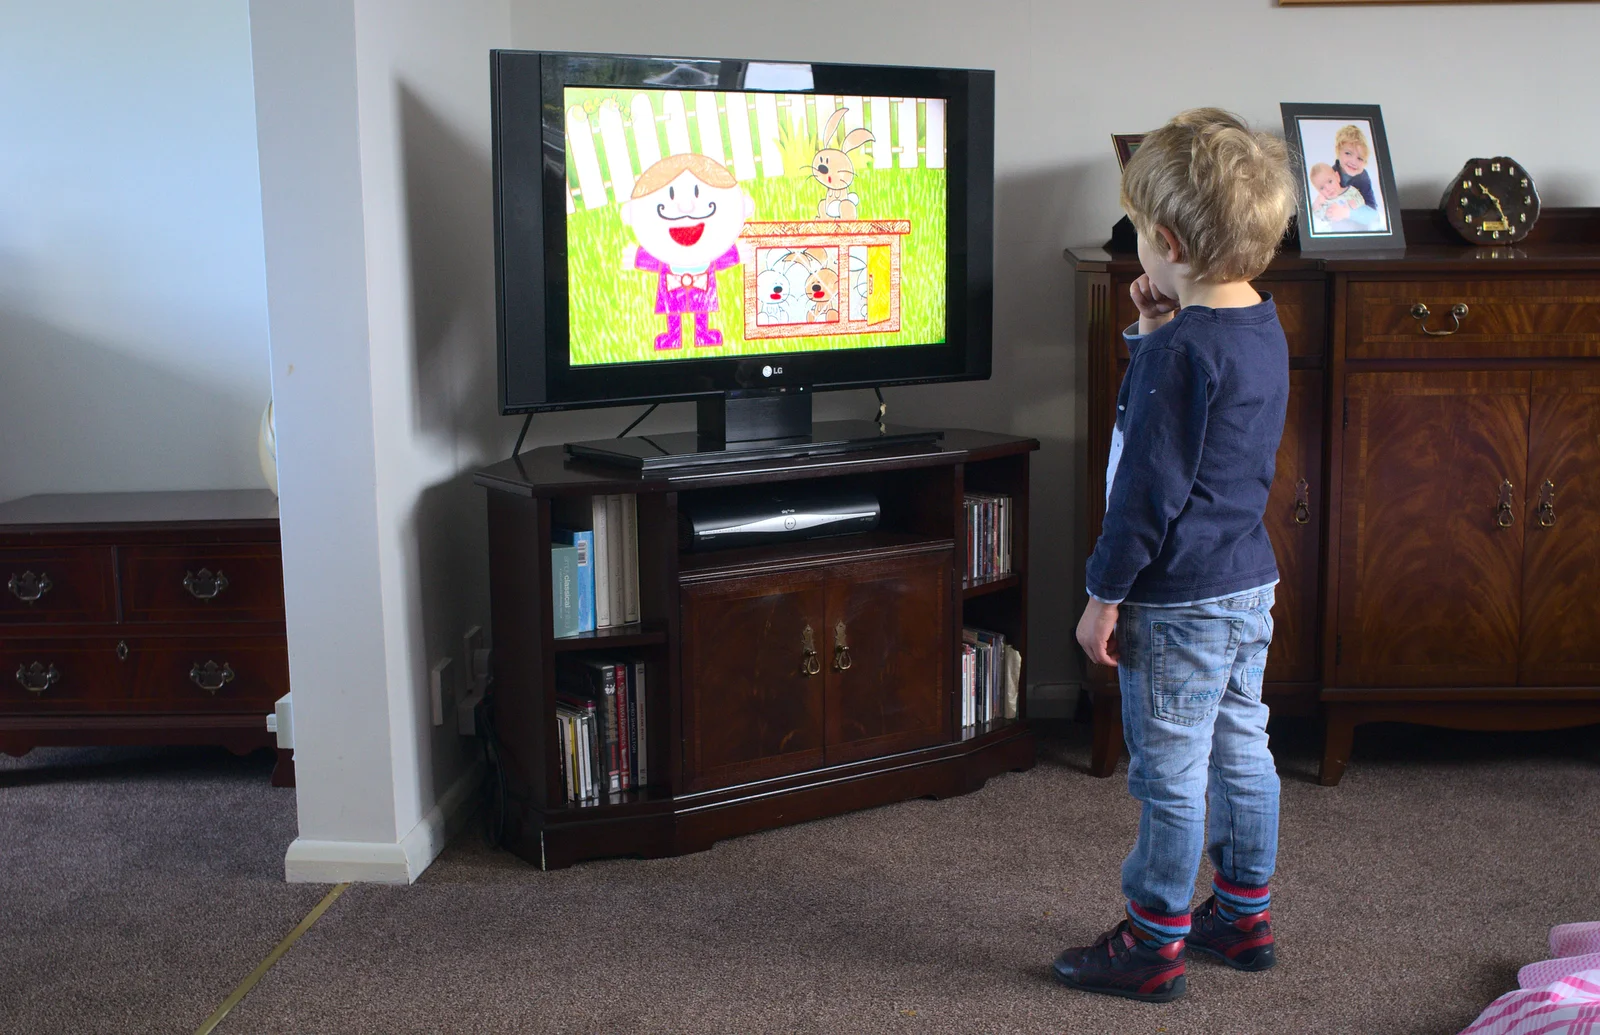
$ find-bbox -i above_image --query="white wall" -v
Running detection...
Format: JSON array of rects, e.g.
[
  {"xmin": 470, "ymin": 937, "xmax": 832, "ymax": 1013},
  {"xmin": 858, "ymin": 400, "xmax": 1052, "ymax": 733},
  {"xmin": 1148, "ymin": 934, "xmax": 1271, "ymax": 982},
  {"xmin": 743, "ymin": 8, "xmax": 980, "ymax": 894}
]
[
  {"xmin": 509, "ymin": 0, "xmax": 1600, "ymax": 700},
  {"xmin": 0, "ymin": 0, "xmax": 271, "ymax": 503},
  {"xmin": 250, "ymin": 0, "xmax": 512, "ymax": 882}
]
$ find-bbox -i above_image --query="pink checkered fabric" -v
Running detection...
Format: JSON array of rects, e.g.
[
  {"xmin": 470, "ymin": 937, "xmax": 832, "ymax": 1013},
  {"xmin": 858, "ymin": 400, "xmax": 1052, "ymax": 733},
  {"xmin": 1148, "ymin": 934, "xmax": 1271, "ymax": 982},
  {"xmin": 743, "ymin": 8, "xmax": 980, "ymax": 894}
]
[
  {"xmin": 1457, "ymin": 969, "xmax": 1600, "ymax": 1035},
  {"xmin": 1554, "ymin": 924, "xmax": 1600, "ymax": 960},
  {"xmin": 1522, "ymin": 954, "xmax": 1600, "ymax": 991}
]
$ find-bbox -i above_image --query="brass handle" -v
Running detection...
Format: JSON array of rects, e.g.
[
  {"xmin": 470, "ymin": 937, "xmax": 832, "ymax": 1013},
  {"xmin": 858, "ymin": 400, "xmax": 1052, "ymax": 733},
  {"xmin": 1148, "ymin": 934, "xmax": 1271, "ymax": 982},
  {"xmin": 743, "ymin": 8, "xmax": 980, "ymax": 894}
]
[
  {"xmin": 116, "ymin": 640, "xmax": 129, "ymax": 662},
  {"xmin": 1496, "ymin": 479, "xmax": 1515, "ymax": 528},
  {"xmin": 1537, "ymin": 479, "xmax": 1556, "ymax": 528},
  {"xmin": 15, "ymin": 662, "xmax": 59, "ymax": 695},
  {"xmin": 1293, "ymin": 478, "xmax": 1311, "ymax": 526},
  {"xmin": 189, "ymin": 661, "xmax": 235, "ymax": 694},
  {"xmin": 832, "ymin": 619, "xmax": 853, "ymax": 672},
  {"xmin": 7, "ymin": 570, "xmax": 52, "ymax": 604},
  {"xmin": 800, "ymin": 625, "xmax": 822, "ymax": 677},
  {"xmin": 1410, "ymin": 302, "xmax": 1469, "ymax": 337},
  {"xmin": 183, "ymin": 568, "xmax": 229, "ymax": 601}
]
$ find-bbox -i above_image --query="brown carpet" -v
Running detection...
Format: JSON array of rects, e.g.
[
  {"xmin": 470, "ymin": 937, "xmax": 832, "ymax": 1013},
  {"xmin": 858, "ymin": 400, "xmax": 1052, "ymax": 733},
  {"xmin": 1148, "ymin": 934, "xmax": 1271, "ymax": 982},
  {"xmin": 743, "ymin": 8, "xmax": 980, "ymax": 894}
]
[
  {"xmin": 4, "ymin": 721, "xmax": 1597, "ymax": 1034},
  {"xmin": 0, "ymin": 745, "xmax": 312, "ymax": 1034}
]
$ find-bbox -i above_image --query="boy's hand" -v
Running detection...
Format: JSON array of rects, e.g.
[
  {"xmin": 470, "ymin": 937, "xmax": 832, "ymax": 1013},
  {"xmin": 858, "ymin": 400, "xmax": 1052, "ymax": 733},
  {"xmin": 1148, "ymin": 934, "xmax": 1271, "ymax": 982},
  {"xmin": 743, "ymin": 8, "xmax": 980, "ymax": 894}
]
[
  {"xmin": 1076, "ymin": 598, "xmax": 1120, "ymax": 668},
  {"xmin": 1130, "ymin": 275, "xmax": 1179, "ymax": 334},
  {"xmin": 1326, "ymin": 202, "xmax": 1350, "ymax": 222}
]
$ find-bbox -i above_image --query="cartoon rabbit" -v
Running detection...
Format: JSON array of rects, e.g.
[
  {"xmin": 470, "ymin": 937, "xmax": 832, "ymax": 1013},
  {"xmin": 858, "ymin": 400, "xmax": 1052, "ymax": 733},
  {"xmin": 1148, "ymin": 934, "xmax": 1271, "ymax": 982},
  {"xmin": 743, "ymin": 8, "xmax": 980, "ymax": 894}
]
[
  {"xmin": 812, "ymin": 109, "xmax": 873, "ymax": 220},
  {"xmin": 803, "ymin": 260, "xmax": 840, "ymax": 322},
  {"xmin": 755, "ymin": 251, "xmax": 807, "ymax": 325}
]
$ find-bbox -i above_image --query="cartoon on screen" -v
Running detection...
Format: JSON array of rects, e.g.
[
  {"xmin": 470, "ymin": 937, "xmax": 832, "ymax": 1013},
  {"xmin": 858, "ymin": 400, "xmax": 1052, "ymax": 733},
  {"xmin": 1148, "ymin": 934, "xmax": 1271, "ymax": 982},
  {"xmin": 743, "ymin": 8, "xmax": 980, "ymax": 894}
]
[{"xmin": 562, "ymin": 88, "xmax": 947, "ymax": 366}]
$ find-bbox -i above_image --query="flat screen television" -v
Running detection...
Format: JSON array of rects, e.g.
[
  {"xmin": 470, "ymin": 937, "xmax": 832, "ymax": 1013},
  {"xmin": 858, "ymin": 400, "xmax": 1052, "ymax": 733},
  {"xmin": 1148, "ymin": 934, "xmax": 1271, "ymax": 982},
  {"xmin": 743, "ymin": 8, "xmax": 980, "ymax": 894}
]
[{"xmin": 491, "ymin": 50, "xmax": 994, "ymax": 469}]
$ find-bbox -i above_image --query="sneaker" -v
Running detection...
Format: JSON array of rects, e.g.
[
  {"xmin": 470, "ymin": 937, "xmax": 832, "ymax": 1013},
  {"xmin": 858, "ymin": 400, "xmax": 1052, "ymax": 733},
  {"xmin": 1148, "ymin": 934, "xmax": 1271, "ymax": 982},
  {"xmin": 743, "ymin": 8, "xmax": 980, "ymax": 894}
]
[
  {"xmin": 1188, "ymin": 894, "xmax": 1276, "ymax": 972},
  {"xmin": 1052, "ymin": 919, "xmax": 1187, "ymax": 1002}
]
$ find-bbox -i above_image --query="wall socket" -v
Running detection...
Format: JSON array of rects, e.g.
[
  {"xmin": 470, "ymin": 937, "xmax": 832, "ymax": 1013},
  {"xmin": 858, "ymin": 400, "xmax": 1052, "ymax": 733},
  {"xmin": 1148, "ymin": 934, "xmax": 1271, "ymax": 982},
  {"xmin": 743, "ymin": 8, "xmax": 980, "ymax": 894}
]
[{"xmin": 430, "ymin": 657, "xmax": 454, "ymax": 727}]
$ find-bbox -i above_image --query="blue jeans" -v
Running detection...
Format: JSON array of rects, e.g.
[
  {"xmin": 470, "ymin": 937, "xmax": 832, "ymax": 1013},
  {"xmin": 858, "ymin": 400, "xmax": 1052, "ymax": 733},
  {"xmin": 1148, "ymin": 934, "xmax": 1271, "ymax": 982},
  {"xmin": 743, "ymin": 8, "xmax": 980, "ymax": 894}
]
[{"xmin": 1117, "ymin": 586, "xmax": 1279, "ymax": 919}]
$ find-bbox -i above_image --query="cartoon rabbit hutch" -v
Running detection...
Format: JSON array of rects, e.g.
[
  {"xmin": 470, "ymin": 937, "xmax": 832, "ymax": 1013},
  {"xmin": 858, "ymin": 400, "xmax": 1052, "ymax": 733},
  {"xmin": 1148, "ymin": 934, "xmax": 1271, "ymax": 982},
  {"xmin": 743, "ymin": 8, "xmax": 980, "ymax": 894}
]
[{"xmin": 740, "ymin": 219, "xmax": 910, "ymax": 340}]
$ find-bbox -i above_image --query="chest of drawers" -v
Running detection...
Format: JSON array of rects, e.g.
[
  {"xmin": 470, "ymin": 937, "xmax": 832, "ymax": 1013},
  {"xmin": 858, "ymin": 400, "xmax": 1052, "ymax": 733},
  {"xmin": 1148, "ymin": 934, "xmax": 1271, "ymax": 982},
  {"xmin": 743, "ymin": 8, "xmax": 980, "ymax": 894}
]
[{"xmin": 0, "ymin": 490, "xmax": 286, "ymax": 759}]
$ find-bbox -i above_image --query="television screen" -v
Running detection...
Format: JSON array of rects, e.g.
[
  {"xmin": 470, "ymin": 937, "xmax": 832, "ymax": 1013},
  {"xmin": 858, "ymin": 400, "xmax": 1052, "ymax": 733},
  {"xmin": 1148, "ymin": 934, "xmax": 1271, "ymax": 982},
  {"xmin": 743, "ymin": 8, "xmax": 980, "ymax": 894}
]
[
  {"xmin": 492, "ymin": 52, "xmax": 993, "ymax": 415},
  {"xmin": 562, "ymin": 87, "xmax": 947, "ymax": 366}
]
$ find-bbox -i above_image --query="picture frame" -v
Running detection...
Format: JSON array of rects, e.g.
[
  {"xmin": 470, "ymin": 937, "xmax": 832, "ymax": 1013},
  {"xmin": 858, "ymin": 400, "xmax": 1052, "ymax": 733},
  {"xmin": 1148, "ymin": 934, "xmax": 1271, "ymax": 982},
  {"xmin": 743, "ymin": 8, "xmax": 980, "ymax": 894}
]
[
  {"xmin": 1280, "ymin": 102, "xmax": 1405, "ymax": 253},
  {"xmin": 1111, "ymin": 133, "xmax": 1145, "ymax": 172}
]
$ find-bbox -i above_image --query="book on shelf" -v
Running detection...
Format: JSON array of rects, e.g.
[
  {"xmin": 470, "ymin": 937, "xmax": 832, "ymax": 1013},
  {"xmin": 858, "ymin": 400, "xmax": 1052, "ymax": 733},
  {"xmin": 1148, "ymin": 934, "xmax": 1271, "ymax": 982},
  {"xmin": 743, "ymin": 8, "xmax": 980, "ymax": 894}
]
[
  {"xmin": 555, "ymin": 697, "xmax": 600, "ymax": 802},
  {"xmin": 551, "ymin": 543, "xmax": 581, "ymax": 638},
  {"xmin": 551, "ymin": 495, "xmax": 641, "ymax": 633},
  {"xmin": 551, "ymin": 528, "xmax": 595, "ymax": 632},
  {"xmin": 961, "ymin": 627, "xmax": 1019, "ymax": 729},
  {"xmin": 555, "ymin": 656, "xmax": 649, "ymax": 802},
  {"xmin": 962, "ymin": 493, "xmax": 1013, "ymax": 584}
]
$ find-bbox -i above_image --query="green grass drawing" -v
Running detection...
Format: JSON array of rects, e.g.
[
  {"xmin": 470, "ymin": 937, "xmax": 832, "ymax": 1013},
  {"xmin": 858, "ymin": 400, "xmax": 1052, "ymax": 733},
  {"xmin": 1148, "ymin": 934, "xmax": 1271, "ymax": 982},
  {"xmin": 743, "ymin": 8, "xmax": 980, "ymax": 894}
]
[{"xmin": 564, "ymin": 165, "xmax": 947, "ymax": 366}]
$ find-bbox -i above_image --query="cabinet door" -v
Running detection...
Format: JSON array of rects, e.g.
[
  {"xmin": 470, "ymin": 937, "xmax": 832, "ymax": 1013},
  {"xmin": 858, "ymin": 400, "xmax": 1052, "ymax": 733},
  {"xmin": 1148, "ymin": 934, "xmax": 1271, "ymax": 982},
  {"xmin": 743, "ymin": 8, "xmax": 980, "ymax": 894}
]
[
  {"xmin": 680, "ymin": 569, "xmax": 827, "ymax": 792},
  {"xmin": 1337, "ymin": 371, "xmax": 1529, "ymax": 686},
  {"xmin": 1264, "ymin": 370, "xmax": 1323, "ymax": 684},
  {"xmin": 824, "ymin": 550, "xmax": 951, "ymax": 766},
  {"xmin": 1519, "ymin": 370, "xmax": 1600, "ymax": 686}
]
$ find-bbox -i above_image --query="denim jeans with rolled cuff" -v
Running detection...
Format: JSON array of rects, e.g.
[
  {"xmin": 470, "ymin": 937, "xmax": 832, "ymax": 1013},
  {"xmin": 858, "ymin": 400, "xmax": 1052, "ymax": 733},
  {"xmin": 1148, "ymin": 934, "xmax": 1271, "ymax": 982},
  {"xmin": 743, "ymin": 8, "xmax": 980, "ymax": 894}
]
[{"xmin": 1117, "ymin": 585, "xmax": 1279, "ymax": 921}]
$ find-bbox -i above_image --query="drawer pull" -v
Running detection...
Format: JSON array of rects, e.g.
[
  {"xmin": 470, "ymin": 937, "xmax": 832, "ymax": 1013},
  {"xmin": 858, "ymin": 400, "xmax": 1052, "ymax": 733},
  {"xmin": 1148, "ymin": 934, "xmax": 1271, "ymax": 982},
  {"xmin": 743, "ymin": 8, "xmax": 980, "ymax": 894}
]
[
  {"xmin": 1410, "ymin": 302, "xmax": 1469, "ymax": 336},
  {"xmin": 183, "ymin": 568, "xmax": 229, "ymax": 601},
  {"xmin": 833, "ymin": 619, "xmax": 853, "ymax": 672},
  {"xmin": 7, "ymin": 570, "xmax": 52, "ymax": 604},
  {"xmin": 15, "ymin": 662, "xmax": 59, "ymax": 695},
  {"xmin": 1496, "ymin": 479, "xmax": 1516, "ymax": 528},
  {"xmin": 1293, "ymin": 478, "xmax": 1311, "ymax": 525},
  {"xmin": 1537, "ymin": 479, "xmax": 1557, "ymax": 528},
  {"xmin": 800, "ymin": 625, "xmax": 822, "ymax": 677},
  {"xmin": 116, "ymin": 640, "xmax": 129, "ymax": 662},
  {"xmin": 189, "ymin": 660, "xmax": 236, "ymax": 694}
]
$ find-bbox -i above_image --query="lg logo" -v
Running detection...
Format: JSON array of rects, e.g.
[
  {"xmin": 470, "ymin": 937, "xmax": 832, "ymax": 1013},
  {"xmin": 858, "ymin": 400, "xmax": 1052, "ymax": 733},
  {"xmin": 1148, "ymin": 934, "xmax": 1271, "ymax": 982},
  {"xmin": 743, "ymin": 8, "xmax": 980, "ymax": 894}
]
[{"xmin": 761, "ymin": 365, "xmax": 784, "ymax": 378}]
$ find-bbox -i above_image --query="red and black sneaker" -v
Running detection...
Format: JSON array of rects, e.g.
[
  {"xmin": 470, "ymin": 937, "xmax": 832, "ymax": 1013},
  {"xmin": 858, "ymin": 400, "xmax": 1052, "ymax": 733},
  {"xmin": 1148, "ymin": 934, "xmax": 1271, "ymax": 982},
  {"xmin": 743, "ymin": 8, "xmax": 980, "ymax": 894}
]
[
  {"xmin": 1052, "ymin": 920, "xmax": 1187, "ymax": 1003},
  {"xmin": 1187, "ymin": 894, "xmax": 1276, "ymax": 971}
]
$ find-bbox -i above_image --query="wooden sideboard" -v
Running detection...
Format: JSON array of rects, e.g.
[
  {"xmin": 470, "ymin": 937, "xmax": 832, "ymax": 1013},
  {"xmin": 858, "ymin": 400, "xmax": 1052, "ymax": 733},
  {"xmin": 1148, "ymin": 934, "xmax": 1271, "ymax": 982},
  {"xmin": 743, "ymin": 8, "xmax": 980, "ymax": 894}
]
[
  {"xmin": 1068, "ymin": 209, "xmax": 1600, "ymax": 785},
  {"xmin": 0, "ymin": 491, "xmax": 286, "ymax": 764},
  {"xmin": 474, "ymin": 429, "xmax": 1037, "ymax": 869}
]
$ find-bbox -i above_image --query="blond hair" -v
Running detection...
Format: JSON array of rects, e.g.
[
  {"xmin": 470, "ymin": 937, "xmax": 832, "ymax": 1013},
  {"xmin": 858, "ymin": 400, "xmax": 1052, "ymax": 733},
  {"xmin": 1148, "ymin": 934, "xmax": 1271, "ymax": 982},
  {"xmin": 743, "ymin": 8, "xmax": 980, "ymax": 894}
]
[
  {"xmin": 1119, "ymin": 108, "xmax": 1296, "ymax": 283},
  {"xmin": 631, "ymin": 153, "xmax": 737, "ymax": 198},
  {"xmin": 1308, "ymin": 162, "xmax": 1337, "ymax": 181},
  {"xmin": 1333, "ymin": 124, "xmax": 1369, "ymax": 161}
]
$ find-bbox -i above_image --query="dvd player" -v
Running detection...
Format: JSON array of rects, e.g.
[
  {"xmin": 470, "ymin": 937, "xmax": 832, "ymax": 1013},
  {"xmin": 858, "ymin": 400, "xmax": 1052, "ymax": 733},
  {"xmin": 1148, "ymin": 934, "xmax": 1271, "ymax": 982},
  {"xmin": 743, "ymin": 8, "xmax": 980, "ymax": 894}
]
[{"xmin": 679, "ymin": 487, "xmax": 880, "ymax": 550}]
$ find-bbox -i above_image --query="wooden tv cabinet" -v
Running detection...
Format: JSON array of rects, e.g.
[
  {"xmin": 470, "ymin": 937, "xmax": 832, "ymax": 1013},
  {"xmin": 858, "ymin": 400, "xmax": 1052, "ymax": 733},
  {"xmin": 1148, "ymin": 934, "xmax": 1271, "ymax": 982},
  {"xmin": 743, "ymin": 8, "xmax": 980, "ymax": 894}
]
[
  {"xmin": 1068, "ymin": 208, "xmax": 1600, "ymax": 785},
  {"xmin": 474, "ymin": 429, "xmax": 1037, "ymax": 870}
]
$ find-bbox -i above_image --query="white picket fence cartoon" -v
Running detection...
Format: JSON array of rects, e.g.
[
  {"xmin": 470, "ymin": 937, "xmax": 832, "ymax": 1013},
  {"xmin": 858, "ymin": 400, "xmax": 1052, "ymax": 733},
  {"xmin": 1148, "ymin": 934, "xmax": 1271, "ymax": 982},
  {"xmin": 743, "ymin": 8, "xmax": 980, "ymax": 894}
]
[{"xmin": 564, "ymin": 93, "xmax": 947, "ymax": 213}]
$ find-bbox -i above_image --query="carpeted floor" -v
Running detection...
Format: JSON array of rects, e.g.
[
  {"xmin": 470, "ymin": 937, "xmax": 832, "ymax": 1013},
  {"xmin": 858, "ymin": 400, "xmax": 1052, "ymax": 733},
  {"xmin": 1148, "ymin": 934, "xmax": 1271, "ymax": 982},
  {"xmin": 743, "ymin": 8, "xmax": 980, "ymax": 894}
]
[{"xmin": 4, "ymin": 720, "xmax": 1598, "ymax": 1034}]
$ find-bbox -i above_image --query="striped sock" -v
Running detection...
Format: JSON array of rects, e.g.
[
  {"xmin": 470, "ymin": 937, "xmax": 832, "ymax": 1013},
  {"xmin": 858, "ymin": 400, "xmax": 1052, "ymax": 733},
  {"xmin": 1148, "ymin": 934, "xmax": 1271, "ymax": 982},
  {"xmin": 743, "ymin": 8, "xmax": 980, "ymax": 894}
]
[
  {"xmin": 1213, "ymin": 875, "xmax": 1270, "ymax": 922},
  {"xmin": 1127, "ymin": 901, "xmax": 1191, "ymax": 947}
]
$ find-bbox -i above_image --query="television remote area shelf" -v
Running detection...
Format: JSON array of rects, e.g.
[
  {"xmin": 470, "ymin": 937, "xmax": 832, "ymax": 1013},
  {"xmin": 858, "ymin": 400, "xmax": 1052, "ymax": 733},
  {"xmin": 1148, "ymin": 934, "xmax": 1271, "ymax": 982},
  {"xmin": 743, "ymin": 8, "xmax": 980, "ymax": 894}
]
[{"xmin": 474, "ymin": 426, "xmax": 1037, "ymax": 869}]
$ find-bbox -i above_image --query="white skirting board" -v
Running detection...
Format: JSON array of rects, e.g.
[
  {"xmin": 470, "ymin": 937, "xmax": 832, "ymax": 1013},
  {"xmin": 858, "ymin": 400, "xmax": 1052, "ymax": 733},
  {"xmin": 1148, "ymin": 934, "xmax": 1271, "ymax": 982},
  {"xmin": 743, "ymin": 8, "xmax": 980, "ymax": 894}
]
[
  {"xmin": 1027, "ymin": 681, "xmax": 1082, "ymax": 719},
  {"xmin": 284, "ymin": 757, "xmax": 485, "ymax": 884}
]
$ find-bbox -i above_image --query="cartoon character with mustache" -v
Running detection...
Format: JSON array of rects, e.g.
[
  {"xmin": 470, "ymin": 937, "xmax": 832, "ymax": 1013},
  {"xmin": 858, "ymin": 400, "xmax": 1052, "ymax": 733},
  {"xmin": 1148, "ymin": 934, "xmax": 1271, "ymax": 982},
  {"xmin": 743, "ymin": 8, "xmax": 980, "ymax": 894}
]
[{"xmin": 620, "ymin": 154, "xmax": 754, "ymax": 350}]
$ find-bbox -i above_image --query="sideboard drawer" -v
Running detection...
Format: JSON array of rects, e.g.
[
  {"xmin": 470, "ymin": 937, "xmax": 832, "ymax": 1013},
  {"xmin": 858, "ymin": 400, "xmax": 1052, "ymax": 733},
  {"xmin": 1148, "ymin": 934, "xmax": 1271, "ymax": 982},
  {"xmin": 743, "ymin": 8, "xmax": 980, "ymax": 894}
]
[
  {"xmin": 0, "ymin": 548, "xmax": 117, "ymax": 624},
  {"xmin": 119, "ymin": 544, "xmax": 285, "ymax": 623},
  {"xmin": 122, "ymin": 636, "xmax": 288, "ymax": 712},
  {"xmin": 1114, "ymin": 277, "xmax": 1324, "ymax": 358},
  {"xmin": 1348, "ymin": 278, "xmax": 1600, "ymax": 359},
  {"xmin": 0, "ymin": 637, "xmax": 122, "ymax": 712}
]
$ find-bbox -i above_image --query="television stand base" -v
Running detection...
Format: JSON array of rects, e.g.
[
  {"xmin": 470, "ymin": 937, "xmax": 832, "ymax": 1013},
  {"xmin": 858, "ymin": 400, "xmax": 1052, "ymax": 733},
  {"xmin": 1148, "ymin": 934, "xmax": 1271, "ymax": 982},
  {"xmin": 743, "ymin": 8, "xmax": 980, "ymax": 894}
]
[{"xmin": 565, "ymin": 420, "xmax": 944, "ymax": 473}]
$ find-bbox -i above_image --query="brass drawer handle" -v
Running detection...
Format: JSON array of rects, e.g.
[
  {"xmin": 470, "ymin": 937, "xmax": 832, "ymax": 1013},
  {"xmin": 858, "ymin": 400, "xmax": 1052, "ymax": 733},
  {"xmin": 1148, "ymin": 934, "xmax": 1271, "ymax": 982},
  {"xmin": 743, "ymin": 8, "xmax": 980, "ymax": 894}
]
[
  {"xmin": 1293, "ymin": 478, "xmax": 1311, "ymax": 526},
  {"xmin": 15, "ymin": 662, "xmax": 59, "ymax": 695},
  {"xmin": 183, "ymin": 568, "xmax": 229, "ymax": 601},
  {"xmin": 833, "ymin": 619, "xmax": 853, "ymax": 672},
  {"xmin": 189, "ymin": 661, "xmax": 235, "ymax": 694},
  {"xmin": 7, "ymin": 570, "xmax": 52, "ymax": 604},
  {"xmin": 1496, "ymin": 479, "xmax": 1515, "ymax": 528},
  {"xmin": 800, "ymin": 625, "xmax": 822, "ymax": 677},
  {"xmin": 1410, "ymin": 302, "xmax": 1469, "ymax": 337},
  {"xmin": 1537, "ymin": 479, "xmax": 1556, "ymax": 528}
]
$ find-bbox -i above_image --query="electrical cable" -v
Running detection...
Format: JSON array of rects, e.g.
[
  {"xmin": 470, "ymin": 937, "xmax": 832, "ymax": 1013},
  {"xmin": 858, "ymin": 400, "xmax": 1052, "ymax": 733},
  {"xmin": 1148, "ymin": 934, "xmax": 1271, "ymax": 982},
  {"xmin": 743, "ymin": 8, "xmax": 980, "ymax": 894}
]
[
  {"xmin": 873, "ymin": 387, "xmax": 887, "ymax": 426},
  {"xmin": 618, "ymin": 403, "xmax": 659, "ymax": 438}
]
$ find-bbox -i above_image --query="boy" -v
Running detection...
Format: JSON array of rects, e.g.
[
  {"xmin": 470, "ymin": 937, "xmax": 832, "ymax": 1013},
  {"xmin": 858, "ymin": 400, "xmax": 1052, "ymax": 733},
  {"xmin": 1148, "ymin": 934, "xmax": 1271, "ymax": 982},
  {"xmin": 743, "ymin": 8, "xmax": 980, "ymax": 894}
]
[
  {"xmin": 1054, "ymin": 108, "xmax": 1296, "ymax": 1003},
  {"xmin": 1334, "ymin": 123, "xmax": 1377, "ymax": 210}
]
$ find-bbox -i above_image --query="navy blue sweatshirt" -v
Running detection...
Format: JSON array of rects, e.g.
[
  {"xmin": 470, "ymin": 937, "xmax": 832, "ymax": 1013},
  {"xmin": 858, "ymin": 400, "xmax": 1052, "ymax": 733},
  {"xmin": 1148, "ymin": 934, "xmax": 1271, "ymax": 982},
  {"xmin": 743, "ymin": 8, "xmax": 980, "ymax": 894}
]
[{"xmin": 1086, "ymin": 296, "xmax": 1288, "ymax": 605}]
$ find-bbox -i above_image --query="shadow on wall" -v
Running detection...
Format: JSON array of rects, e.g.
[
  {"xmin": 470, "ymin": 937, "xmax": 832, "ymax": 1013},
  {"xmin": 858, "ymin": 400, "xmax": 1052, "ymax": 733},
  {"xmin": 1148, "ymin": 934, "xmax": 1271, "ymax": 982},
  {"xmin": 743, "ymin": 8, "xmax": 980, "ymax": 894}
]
[
  {"xmin": 399, "ymin": 83, "xmax": 501, "ymax": 458},
  {"xmin": 0, "ymin": 305, "xmax": 261, "ymax": 503}
]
